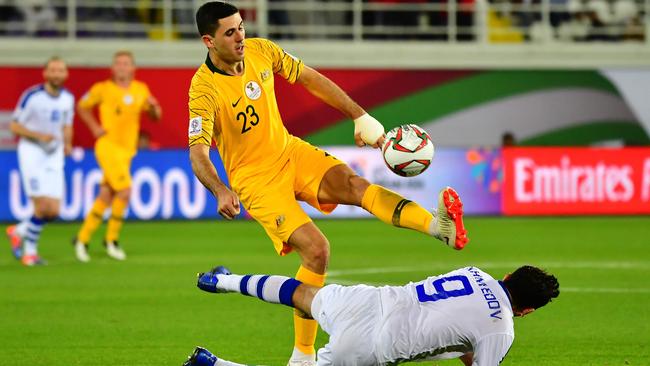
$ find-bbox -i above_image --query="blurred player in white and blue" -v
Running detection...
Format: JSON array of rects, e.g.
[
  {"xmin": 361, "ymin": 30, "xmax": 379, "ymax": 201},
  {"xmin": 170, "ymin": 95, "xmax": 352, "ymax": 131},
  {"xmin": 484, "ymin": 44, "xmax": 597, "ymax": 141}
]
[
  {"xmin": 185, "ymin": 265, "xmax": 559, "ymax": 366},
  {"xmin": 5, "ymin": 56, "xmax": 74, "ymax": 266}
]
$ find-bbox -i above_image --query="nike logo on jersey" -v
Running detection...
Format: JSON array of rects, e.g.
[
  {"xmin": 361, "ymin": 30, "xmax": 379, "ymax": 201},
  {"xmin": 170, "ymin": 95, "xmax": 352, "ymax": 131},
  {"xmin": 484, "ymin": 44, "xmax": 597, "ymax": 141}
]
[{"xmin": 231, "ymin": 97, "xmax": 242, "ymax": 108}]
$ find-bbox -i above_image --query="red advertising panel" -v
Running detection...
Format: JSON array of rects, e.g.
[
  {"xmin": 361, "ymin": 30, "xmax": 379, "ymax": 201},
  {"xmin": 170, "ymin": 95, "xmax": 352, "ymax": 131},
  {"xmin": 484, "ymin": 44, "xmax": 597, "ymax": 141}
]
[{"xmin": 503, "ymin": 148, "xmax": 650, "ymax": 215}]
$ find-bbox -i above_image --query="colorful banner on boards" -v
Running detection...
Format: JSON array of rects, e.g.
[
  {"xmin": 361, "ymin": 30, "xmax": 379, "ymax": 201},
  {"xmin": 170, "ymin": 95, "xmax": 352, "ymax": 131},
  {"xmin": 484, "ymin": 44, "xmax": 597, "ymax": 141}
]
[
  {"xmin": 2, "ymin": 67, "xmax": 649, "ymax": 150},
  {"xmin": 302, "ymin": 147, "xmax": 502, "ymax": 218},
  {"xmin": 1, "ymin": 147, "xmax": 649, "ymax": 222}
]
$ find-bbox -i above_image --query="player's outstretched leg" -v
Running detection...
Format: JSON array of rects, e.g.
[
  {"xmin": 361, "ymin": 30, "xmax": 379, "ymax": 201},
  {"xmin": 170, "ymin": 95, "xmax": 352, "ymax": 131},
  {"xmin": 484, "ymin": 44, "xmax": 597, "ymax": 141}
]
[
  {"xmin": 434, "ymin": 187, "xmax": 468, "ymax": 250},
  {"xmin": 20, "ymin": 216, "xmax": 48, "ymax": 266},
  {"xmin": 361, "ymin": 184, "xmax": 469, "ymax": 250},
  {"xmin": 6, "ymin": 225, "xmax": 23, "ymax": 260},
  {"xmin": 197, "ymin": 266, "xmax": 303, "ymax": 309},
  {"xmin": 182, "ymin": 346, "xmax": 247, "ymax": 366}
]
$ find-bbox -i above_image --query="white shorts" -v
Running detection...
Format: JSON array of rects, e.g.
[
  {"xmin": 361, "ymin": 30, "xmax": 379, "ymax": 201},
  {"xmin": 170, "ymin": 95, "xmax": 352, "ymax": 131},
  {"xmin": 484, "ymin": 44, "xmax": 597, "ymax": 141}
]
[
  {"xmin": 312, "ymin": 284, "xmax": 382, "ymax": 366},
  {"xmin": 17, "ymin": 140, "xmax": 65, "ymax": 199}
]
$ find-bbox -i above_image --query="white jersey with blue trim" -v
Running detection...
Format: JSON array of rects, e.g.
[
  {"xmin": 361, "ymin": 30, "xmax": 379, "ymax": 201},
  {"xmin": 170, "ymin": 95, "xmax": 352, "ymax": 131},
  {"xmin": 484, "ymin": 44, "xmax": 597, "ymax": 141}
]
[
  {"xmin": 375, "ymin": 267, "xmax": 514, "ymax": 366},
  {"xmin": 13, "ymin": 84, "xmax": 75, "ymax": 151}
]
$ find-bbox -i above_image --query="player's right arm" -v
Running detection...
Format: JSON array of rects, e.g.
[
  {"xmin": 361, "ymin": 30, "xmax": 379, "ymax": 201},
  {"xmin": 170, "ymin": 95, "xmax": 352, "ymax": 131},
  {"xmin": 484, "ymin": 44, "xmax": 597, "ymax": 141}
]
[
  {"xmin": 188, "ymin": 74, "xmax": 240, "ymax": 220},
  {"xmin": 9, "ymin": 121, "xmax": 54, "ymax": 143},
  {"xmin": 189, "ymin": 144, "xmax": 240, "ymax": 220},
  {"xmin": 10, "ymin": 92, "xmax": 54, "ymax": 143},
  {"xmin": 77, "ymin": 83, "xmax": 106, "ymax": 138}
]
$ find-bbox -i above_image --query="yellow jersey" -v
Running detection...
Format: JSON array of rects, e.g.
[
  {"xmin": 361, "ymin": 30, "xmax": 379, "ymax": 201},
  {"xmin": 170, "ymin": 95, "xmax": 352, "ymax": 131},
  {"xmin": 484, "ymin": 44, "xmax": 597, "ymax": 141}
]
[
  {"xmin": 79, "ymin": 79, "xmax": 152, "ymax": 155},
  {"xmin": 187, "ymin": 38, "xmax": 304, "ymax": 189}
]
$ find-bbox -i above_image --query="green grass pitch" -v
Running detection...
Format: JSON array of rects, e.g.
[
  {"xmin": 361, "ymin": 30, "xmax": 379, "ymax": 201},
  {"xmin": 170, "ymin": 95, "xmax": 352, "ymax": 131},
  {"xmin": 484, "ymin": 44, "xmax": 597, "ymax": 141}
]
[{"xmin": 1, "ymin": 217, "xmax": 649, "ymax": 365}]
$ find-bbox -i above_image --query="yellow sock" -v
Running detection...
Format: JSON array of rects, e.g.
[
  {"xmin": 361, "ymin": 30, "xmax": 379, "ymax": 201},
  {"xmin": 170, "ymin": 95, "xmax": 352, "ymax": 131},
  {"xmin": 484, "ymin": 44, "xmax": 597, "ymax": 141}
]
[
  {"xmin": 361, "ymin": 184, "xmax": 433, "ymax": 235},
  {"xmin": 77, "ymin": 199, "xmax": 108, "ymax": 243},
  {"xmin": 293, "ymin": 265, "xmax": 326, "ymax": 355},
  {"xmin": 106, "ymin": 198, "xmax": 128, "ymax": 242}
]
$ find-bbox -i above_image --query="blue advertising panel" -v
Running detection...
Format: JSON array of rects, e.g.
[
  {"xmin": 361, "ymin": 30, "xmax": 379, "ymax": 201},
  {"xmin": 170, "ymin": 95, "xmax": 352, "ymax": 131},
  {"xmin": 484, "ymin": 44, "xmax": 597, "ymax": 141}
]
[{"xmin": 0, "ymin": 148, "xmax": 225, "ymax": 221}]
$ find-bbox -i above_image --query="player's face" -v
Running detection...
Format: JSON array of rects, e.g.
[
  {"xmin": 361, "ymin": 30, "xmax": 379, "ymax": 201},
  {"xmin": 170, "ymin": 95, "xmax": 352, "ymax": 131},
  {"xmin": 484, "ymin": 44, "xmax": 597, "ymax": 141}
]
[
  {"xmin": 43, "ymin": 60, "xmax": 68, "ymax": 89},
  {"xmin": 210, "ymin": 13, "xmax": 245, "ymax": 64},
  {"xmin": 112, "ymin": 55, "xmax": 136, "ymax": 82}
]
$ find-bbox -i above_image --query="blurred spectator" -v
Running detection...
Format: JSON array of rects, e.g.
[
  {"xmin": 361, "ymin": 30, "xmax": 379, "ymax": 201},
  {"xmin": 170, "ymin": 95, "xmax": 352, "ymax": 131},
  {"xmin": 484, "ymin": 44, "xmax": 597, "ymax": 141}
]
[
  {"xmin": 0, "ymin": 1, "xmax": 20, "ymax": 35},
  {"xmin": 363, "ymin": 0, "xmax": 427, "ymax": 40},
  {"xmin": 585, "ymin": 0, "xmax": 640, "ymax": 40},
  {"xmin": 15, "ymin": 0, "xmax": 58, "ymax": 37},
  {"xmin": 556, "ymin": 0, "xmax": 592, "ymax": 40},
  {"xmin": 76, "ymin": 6, "xmax": 144, "ymax": 38},
  {"xmin": 457, "ymin": 0, "xmax": 477, "ymax": 41},
  {"xmin": 269, "ymin": 0, "xmax": 294, "ymax": 39},
  {"xmin": 502, "ymin": 132, "xmax": 516, "ymax": 146}
]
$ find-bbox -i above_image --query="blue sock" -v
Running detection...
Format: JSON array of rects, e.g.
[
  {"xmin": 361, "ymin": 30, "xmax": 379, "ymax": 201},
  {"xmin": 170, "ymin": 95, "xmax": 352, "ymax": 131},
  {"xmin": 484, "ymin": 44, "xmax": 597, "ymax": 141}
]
[
  {"xmin": 23, "ymin": 216, "xmax": 45, "ymax": 256},
  {"xmin": 216, "ymin": 274, "xmax": 302, "ymax": 307}
]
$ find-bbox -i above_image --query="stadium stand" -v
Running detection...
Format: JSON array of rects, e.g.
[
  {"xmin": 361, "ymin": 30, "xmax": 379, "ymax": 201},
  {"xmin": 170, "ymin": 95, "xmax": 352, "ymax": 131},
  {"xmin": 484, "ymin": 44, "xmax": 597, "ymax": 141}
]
[{"xmin": 0, "ymin": 0, "xmax": 645, "ymax": 41}]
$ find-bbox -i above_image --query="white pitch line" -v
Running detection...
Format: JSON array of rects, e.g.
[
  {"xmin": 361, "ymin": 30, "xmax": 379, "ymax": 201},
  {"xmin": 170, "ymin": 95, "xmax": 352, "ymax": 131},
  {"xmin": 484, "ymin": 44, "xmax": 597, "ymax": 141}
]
[
  {"xmin": 560, "ymin": 287, "xmax": 650, "ymax": 294},
  {"xmin": 327, "ymin": 261, "xmax": 650, "ymax": 277}
]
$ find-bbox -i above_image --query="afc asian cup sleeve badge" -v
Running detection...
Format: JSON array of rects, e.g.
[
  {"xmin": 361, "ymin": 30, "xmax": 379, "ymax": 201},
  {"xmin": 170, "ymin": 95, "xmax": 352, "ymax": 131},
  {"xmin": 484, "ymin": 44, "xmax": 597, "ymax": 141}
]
[
  {"xmin": 188, "ymin": 116, "xmax": 202, "ymax": 137},
  {"xmin": 245, "ymin": 81, "xmax": 262, "ymax": 100}
]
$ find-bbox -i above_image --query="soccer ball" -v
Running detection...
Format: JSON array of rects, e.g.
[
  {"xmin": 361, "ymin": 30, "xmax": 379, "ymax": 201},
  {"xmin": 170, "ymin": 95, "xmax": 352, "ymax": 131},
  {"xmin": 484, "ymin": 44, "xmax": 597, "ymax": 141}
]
[{"xmin": 382, "ymin": 124, "xmax": 434, "ymax": 177}]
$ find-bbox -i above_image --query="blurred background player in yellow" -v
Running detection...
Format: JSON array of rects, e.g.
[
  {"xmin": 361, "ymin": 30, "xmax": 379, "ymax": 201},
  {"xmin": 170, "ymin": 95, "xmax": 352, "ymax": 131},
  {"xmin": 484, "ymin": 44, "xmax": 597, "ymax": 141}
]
[
  {"xmin": 188, "ymin": 3, "xmax": 468, "ymax": 365},
  {"xmin": 73, "ymin": 50, "xmax": 162, "ymax": 262},
  {"xmin": 5, "ymin": 56, "xmax": 74, "ymax": 266}
]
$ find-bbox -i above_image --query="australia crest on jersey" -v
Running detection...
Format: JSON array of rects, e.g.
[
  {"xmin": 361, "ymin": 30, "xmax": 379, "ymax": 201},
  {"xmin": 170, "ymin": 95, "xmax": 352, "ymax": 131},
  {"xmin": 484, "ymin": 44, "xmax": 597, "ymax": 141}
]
[
  {"xmin": 260, "ymin": 69, "xmax": 271, "ymax": 82},
  {"xmin": 245, "ymin": 81, "xmax": 262, "ymax": 100}
]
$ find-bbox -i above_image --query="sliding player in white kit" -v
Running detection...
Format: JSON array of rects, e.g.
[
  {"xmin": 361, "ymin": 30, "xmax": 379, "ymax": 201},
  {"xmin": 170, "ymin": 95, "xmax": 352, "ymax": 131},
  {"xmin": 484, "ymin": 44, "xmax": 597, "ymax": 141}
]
[
  {"xmin": 5, "ymin": 56, "xmax": 74, "ymax": 266},
  {"xmin": 184, "ymin": 264, "xmax": 559, "ymax": 366}
]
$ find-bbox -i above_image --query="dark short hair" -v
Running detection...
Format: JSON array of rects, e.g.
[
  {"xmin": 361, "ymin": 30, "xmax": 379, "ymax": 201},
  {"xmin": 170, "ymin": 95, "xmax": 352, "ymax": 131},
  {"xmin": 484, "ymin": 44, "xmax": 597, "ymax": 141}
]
[
  {"xmin": 196, "ymin": 1, "xmax": 239, "ymax": 36},
  {"xmin": 504, "ymin": 266, "xmax": 559, "ymax": 310}
]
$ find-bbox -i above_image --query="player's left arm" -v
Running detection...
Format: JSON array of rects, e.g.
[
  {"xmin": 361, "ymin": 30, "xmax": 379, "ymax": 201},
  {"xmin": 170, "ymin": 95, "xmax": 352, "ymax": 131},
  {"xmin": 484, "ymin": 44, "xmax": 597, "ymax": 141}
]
[
  {"xmin": 143, "ymin": 85, "xmax": 162, "ymax": 121},
  {"xmin": 62, "ymin": 99, "xmax": 74, "ymax": 155},
  {"xmin": 62, "ymin": 124, "xmax": 73, "ymax": 155},
  {"xmin": 471, "ymin": 334, "xmax": 513, "ymax": 366},
  {"xmin": 146, "ymin": 94, "xmax": 162, "ymax": 121},
  {"xmin": 459, "ymin": 352, "xmax": 473, "ymax": 366},
  {"xmin": 296, "ymin": 66, "xmax": 384, "ymax": 148}
]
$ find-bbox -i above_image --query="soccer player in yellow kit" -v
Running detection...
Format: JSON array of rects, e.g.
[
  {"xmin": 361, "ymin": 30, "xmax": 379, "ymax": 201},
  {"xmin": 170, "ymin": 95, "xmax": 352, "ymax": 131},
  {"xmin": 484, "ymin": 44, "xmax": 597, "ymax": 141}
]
[
  {"xmin": 189, "ymin": 3, "xmax": 468, "ymax": 365},
  {"xmin": 74, "ymin": 50, "xmax": 162, "ymax": 262}
]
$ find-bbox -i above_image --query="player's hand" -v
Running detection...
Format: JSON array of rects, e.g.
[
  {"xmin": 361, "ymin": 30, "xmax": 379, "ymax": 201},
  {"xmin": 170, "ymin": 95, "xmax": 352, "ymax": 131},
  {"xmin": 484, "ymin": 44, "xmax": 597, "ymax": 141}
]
[
  {"xmin": 147, "ymin": 95, "xmax": 162, "ymax": 121},
  {"xmin": 38, "ymin": 133, "xmax": 55, "ymax": 143},
  {"xmin": 353, "ymin": 113, "xmax": 385, "ymax": 149},
  {"xmin": 147, "ymin": 95, "xmax": 160, "ymax": 108},
  {"xmin": 91, "ymin": 126, "xmax": 106, "ymax": 139},
  {"xmin": 215, "ymin": 186, "xmax": 240, "ymax": 220},
  {"xmin": 354, "ymin": 132, "xmax": 385, "ymax": 149},
  {"xmin": 64, "ymin": 144, "xmax": 73, "ymax": 156}
]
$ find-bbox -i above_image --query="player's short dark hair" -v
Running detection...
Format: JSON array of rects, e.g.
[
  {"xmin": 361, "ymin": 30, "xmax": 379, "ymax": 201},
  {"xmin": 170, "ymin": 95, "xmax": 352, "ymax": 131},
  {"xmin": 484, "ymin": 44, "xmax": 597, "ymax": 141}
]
[
  {"xmin": 504, "ymin": 265, "xmax": 559, "ymax": 310},
  {"xmin": 196, "ymin": 1, "xmax": 239, "ymax": 36}
]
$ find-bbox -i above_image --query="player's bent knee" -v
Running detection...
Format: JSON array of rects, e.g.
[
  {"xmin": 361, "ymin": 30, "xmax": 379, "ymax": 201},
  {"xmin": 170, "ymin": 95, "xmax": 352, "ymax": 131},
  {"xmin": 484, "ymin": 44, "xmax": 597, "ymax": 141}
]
[
  {"xmin": 302, "ymin": 241, "xmax": 330, "ymax": 273},
  {"xmin": 116, "ymin": 188, "xmax": 131, "ymax": 201},
  {"xmin": 46, "ymin": 207, "xmax": 60, "ymax": 220}
]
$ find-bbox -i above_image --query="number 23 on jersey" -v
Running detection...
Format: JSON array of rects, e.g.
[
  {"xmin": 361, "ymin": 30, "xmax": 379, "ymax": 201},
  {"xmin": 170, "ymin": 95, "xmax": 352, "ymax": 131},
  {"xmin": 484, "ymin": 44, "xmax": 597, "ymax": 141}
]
[{"xmin": 237, "ymin": 104, "xmax": 259, "ymax": 134}]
